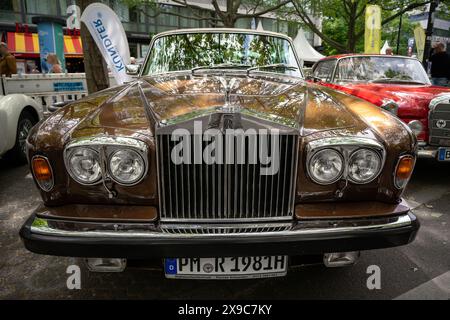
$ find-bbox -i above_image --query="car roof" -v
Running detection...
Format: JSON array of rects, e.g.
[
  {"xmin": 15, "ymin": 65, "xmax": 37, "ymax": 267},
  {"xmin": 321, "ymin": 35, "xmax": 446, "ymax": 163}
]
[{"xmin": 154, "ymin": 28, "xmax": 292, "ymax": 41}]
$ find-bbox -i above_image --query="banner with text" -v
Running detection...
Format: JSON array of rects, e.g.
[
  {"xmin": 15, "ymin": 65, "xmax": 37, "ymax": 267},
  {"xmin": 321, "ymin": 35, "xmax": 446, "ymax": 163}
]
[
  {"xmin": 365, "ymin": 5, "xmax": 381, "ymax": 54},
  {"xmin": 81, "ymin": 3, "xmax": 131, "ymax": 85},
  {"xmin": 414, "ymin": 25, "xmax": 426, "ymax": 62}
]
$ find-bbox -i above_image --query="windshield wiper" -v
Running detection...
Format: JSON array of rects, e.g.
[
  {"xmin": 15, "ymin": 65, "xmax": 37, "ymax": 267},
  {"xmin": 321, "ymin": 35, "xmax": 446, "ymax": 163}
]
[
  {"xmin": 191, "ymin": 63, "xmax": 251, "ymax": 74},
  {"xmin": 246, "ymin": 63, "xmax": 298, "ymax": 75},
  {"xmin": 370, "ymin": 78, "xmax": 426, "ymax": 85}
]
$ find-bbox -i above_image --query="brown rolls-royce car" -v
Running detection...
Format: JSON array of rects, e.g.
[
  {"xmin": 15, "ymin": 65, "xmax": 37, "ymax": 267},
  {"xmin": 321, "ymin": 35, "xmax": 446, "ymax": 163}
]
[{"xmin": 20, "ymin": 29, "xmax": 419, "ymax": 279}]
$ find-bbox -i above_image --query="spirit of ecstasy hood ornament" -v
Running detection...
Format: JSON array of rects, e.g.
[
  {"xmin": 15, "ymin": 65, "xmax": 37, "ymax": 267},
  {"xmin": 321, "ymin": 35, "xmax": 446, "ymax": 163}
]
[{"xmin": 218, "ymin": 76, "xmax": 240, "ymax": 113}]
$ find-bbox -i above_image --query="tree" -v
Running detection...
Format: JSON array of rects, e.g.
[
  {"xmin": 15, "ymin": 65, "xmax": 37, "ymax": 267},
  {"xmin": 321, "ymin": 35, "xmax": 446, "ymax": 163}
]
[
  {"xmin": 78, "ymin": 0, "xmax": 110, "ymax": 93},
  {"xmin": 289, "ymin": 0, "xmax": 432, "ymax": 53},
  {"xmin": 123, "ymin": 0, "xmax": 292, "ymax": 27}
]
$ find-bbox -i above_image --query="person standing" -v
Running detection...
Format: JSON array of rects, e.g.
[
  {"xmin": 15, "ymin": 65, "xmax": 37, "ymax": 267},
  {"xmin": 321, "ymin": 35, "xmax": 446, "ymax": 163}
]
[
  {"xmin": 46, "ymin": 53, "xmax": 63, "ymax": 73},
  {"xmin": 429, "ymin": 42, "xmax": 450, "ymax": 86},
  {"xmin": 0, "ymin": 42, "xmax": 17, "ymax": 77}
]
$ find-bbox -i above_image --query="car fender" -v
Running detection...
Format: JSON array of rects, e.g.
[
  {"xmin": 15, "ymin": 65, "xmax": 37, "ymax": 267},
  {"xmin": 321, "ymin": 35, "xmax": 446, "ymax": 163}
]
[{"xmin": 0, "ymin": 94, "xmax": 43, "ymax": 156}]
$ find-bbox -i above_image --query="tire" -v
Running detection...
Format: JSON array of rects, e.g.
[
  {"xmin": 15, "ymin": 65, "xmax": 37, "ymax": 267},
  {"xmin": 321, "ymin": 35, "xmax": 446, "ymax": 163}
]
[{"xmin": 4, "ymin": 110, "xmax": 37, "ymax": 165}]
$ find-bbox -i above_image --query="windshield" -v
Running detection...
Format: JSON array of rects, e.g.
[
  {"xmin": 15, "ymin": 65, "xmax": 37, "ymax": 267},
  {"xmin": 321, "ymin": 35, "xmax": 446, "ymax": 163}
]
[
  {"xmin": 335, "ymin": 56, "xmax": 430, "ymax": 84},
  {"xmin": 142, "ymin": 32, "xmax": 301, "ymax": 77}
]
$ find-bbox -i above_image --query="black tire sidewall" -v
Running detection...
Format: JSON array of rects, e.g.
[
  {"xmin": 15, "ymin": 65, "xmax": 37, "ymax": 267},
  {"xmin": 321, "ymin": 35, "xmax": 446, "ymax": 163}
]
[{"xmin": 5, "ymin": 110, "xmax": 36, "ymax": 165}]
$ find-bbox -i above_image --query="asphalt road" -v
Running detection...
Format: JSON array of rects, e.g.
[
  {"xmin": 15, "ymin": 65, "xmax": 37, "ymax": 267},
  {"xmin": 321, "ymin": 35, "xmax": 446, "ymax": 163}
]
[{"xmin": 0, "ymin": 158, "xmax": 449, "ymax": 300}]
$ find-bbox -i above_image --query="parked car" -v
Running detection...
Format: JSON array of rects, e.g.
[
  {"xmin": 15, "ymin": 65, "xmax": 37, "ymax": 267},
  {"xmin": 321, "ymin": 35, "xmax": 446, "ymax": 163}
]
[
  {"xmin": 310, "ymin": 54, "xmax": 450, "ymax": 161},
  {"xmin": 20, "ymin": 29, "xmax": 419, "ymax": 279},
  {"xmin": 0, "ymin": 93, "xmax": 42, "ymax": 163}
]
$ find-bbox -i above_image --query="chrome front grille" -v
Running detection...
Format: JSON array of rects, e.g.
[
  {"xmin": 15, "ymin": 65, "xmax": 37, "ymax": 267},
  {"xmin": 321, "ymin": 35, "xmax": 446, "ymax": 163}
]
[
  {"xmin": 157, "ymin": 133, "xmax": 298, "ymax": 222},
  {"xmin": 429, "ymin": 100, "xmax": 450, "ymax": 146},
  {"xmin": 160, "ymin": 223, "xmax": 292, "ymax": 234}
]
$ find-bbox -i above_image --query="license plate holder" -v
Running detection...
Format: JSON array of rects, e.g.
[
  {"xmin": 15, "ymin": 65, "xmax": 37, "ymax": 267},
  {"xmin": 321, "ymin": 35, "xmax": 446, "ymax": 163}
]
[
  {"xmin": 164, "ymin": 256, "xmax": 288, "ymax": 280},
  {"xmin": 438, "ymin": 147, "xmax": 450, "ymax": 161}
]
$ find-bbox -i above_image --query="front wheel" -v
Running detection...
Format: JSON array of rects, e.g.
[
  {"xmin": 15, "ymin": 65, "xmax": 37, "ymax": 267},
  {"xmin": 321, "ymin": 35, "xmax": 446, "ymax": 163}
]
[{"xmin": 4, "ymin": 110, "xmax": 36, "ymax": 165}]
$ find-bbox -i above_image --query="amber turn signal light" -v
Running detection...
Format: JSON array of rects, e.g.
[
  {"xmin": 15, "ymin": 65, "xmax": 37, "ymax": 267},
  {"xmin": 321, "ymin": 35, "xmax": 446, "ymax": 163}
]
[
  {"xmin": 31, "ymin": 156, "xmax": 54, "ymax": 191},
  {"xmin": 394, "ymin": 155, "xmax": 415, "ymax": 189}
]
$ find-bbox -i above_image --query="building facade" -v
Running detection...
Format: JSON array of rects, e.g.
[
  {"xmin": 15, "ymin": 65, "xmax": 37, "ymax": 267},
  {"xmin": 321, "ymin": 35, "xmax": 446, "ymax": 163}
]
[{"xmin": 1, "ymin": 0, "xmax": 311, "ymax": 73}]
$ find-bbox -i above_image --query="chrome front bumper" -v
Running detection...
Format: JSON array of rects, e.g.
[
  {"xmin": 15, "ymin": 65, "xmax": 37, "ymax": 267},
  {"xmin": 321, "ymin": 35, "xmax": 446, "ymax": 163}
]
[{"xmin": 20, "ymin": 211, "xmax": 420, "ymax": 259}]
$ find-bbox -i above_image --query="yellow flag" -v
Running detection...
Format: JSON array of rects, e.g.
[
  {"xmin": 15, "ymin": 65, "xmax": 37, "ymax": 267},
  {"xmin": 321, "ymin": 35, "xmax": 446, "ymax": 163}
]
[
  {"xmin": 365, "ymin": 5, "xmax": 381, "ymax": 54},
  {"xmin": 414, "ymin": 25, "xmax": 426, "ymax": 61}
]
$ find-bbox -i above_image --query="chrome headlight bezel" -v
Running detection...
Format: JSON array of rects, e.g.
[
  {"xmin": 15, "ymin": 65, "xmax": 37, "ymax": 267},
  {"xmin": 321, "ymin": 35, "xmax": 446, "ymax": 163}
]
[
  {"xmin": 307, "ymin": 148, "xmax": 345, "ymax": 185},
  {"xmin": 306, "ymin": 137, "xmax": 386, "ymax": 185},
  {"xmin": 65, "ymin": 147, "xmax": 102, "ymax": 185},
  {"xmin": 347, "ymin": 148, "xmax": 383, "ymax": 184},
  {"xmin": 107, "ymin": 148, "xmax": 146, "ymax": 186},
  {"xmin": 64, "ymin": 137, "xmax": 149, "ymax": 187}
]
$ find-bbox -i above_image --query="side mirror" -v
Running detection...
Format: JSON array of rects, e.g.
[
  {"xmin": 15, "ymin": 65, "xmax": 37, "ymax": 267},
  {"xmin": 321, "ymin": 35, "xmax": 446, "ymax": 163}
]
[{"xmin": 126, "ymin": 64, "xmax": 141, "ymax": 76}]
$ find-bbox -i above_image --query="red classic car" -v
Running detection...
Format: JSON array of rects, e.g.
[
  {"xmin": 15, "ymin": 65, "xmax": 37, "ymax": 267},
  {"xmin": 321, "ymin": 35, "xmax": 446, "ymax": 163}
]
[{"xmin": 310, "ymin": 54, "xmax": 450, "ymax": 161}]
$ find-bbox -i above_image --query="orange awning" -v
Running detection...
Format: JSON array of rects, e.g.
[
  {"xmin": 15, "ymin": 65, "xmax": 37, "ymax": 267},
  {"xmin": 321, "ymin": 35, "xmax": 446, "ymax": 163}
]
[
  {"xmin": 7, "ymin": 32, "xmax": 40, "ymax": 57},
  {"xmin": 7, "ymin": 32, "xmax": 83, "ymax": 58},
  {"xmin": 63, "ymin": 35, "xmax": 83, "ymax": 57}
]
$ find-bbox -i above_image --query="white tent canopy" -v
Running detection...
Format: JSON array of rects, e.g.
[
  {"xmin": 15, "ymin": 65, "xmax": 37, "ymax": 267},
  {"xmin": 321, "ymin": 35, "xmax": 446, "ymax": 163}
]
[
  {"xmin": 256, "ymin": 20, "xmax": 264, "ymax": 31},
  {"xmin": 292, "ymin": 29, "xmax": 325, "ymax": 63}
]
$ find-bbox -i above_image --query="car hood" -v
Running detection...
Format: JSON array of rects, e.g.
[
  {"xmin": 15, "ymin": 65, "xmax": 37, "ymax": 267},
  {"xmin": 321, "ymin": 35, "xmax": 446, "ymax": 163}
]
[
  {"xmin": 334, "ymin": 82, "xmax": 450, "ymax": 118},
  {"xmin": 31, "ymin": 73, "xmax": 406, "ymax": 149}
]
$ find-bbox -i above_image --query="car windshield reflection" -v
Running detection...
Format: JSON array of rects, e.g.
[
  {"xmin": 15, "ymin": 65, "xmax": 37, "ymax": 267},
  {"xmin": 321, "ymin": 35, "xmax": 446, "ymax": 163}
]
[
  {"xmin": 142, "ymin": 32, "xmax": 302, "ymax": 77},
  {"xmin": 335, "ymin": 56, "xmax": 430, "ymax": 85}
]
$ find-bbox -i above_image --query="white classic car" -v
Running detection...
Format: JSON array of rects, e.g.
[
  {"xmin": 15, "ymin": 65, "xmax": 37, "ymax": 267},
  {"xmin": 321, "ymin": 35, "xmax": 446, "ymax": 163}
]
[{"xmin": 0, "ymin": 88, "xmax": 42, "ymax": 163}]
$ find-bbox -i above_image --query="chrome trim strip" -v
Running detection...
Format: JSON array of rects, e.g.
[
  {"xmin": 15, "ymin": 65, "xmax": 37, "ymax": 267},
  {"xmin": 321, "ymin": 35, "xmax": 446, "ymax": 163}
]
[
  {"xmin": 308, "ymin": 137, "xmax": 384, "ymax": 151},
  {"xmin": 160, "ymin": 222, "xmax": 292, "ymax": 234},
  {"xmin": 29, "ymin": 214, "xmax": 413, "ymax": 239},
  {"xmin": 159, "ymin": 216, "xmax": 293, "ymax": 223},
  {"xmin": 65, "ymin": 136, "xmax": 148, "ymax": 152}
]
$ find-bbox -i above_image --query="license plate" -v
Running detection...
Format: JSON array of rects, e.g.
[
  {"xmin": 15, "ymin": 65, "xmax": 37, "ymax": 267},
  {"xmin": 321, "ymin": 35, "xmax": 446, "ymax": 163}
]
[
  {"xmin": 164, "ymin": 256, "xmax": 288, "ymax": 279},
  {"xmin": 438, "ymin": 147, "xmax": 450, "ymax": 161}
]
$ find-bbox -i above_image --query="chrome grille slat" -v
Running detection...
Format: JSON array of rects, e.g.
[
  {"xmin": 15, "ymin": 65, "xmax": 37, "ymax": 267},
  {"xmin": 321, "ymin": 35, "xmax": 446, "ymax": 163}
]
[
  {"xmin": 157, "ymin": 133, "xmax": 298, "ymax": 221},
  {"xmin": 161, "ymin": 223, "xmax": 292, "ymax": 234},
  {"xmin": 429, "ymin": 102, "xmax": 450, "ymax": 145}
]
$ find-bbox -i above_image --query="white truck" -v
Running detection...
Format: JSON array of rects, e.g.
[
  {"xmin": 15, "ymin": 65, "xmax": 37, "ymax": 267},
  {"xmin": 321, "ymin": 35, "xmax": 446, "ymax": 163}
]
[
  {"xmin": 0, "ymin": 73, "xmax": 101, "ymax": 163},
  {"xmin": 0, "ymin": 73, "xmax": 121, "ymax": 163}
]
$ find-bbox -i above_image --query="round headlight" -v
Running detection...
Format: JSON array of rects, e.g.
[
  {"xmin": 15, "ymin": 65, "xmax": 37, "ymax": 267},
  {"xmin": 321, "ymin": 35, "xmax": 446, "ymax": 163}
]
[
  {"xmin": 308, "ymin": 149, "xmax": 344, "ymax": 184},
  {"xmin": 408, "ymin": 120, "xmax": 423, "ymax": 137},
  {"xmin": 67, "ymin": 147, "xmax": 102, "ymax": 184},
  {"xmin": 109, "ymin": 149, "xmax": 145, "ymax": 185},
  {"xmin": 348, "ymin": 149, "xmax": 382, "ymax": 184}
]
